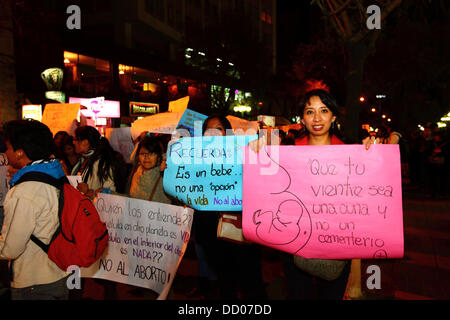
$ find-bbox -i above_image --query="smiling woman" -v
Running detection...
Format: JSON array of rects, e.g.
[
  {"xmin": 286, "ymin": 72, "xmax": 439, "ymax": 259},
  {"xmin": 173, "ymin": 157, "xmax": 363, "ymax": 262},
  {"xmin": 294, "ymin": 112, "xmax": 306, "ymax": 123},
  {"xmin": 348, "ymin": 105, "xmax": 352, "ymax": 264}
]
[
  {"xmin": 296, "ymin": 89, "xmax": 344, "ymax": 146},
  {"xmin": 285, "ymin": 89, "xmax": 351, "ymax": 300}
]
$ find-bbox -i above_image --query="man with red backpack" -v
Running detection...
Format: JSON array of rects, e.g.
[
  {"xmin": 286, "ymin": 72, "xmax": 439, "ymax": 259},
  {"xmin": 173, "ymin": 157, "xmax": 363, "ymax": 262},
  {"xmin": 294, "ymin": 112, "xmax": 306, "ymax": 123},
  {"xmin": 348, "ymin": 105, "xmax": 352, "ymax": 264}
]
[{"xmin": 0, "ymin": 120, "xmax": 70, "ymax": 299}]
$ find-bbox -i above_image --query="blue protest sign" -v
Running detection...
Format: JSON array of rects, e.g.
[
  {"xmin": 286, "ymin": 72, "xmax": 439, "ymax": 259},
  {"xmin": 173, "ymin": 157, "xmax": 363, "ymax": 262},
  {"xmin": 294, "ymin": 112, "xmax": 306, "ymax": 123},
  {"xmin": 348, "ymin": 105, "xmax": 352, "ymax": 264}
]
[
  {"xmin": 176, "ymin": 109, "xmax": 208, "ymax": 137},
  {"xmin": 163, "ymin": 135, "xmax": 258, "ymax": 211}
]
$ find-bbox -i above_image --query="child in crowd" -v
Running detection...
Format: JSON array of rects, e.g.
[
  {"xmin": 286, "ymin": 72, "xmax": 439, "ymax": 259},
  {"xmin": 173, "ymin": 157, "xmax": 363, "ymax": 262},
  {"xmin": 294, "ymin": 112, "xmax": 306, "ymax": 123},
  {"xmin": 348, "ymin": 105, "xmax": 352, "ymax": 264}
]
[{"xmin": 128, "ymin": 135, "xmax": 171, "ymax": 204}]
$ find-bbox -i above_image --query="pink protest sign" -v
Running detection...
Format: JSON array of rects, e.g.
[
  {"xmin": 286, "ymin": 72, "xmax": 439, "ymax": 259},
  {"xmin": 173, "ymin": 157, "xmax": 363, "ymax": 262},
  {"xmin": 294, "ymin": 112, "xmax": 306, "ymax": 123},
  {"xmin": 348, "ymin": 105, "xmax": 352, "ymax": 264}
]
[{"xmin": 242, "ymin": 145, "xmax": 404, "ymax": 259}]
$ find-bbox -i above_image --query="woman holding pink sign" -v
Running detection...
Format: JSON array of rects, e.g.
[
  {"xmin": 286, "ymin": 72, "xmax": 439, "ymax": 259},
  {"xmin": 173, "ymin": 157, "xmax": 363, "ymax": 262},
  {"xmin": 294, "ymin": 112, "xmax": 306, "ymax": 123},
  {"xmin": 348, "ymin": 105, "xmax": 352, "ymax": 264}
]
[{"xmin": 280, "ymin": 89, "xmax": 352, "ymax": 299}]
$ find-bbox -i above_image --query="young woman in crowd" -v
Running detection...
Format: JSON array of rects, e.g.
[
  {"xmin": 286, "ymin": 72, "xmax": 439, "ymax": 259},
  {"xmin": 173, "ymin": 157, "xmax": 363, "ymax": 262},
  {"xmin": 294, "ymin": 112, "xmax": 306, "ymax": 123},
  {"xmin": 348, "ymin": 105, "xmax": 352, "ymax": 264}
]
[
  {"xmin": 128, "ymin": 134, "xmax": 171, "ymax": 204},
  {"xmin": 188, "ymin": 114, "xmax": 266, "ymax": 300},
  {"xmin": 59, "ymin": 135, "xmax": 80, "ymax": 176},
  {"xmin": 70, "ymin": 126, "xmax": 128, "ymax": 299},
  {"xmin": 71, "ymin": 125, "xmax": 127, "ymax": 198}
]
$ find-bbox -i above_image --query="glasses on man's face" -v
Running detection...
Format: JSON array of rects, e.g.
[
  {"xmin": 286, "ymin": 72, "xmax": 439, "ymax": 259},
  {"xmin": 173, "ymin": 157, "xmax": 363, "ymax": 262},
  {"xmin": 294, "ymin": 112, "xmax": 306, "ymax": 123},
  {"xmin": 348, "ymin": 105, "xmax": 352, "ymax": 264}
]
[{"xmin": 138, "ymin": 152, "xmax": 154, "ymax": 158}]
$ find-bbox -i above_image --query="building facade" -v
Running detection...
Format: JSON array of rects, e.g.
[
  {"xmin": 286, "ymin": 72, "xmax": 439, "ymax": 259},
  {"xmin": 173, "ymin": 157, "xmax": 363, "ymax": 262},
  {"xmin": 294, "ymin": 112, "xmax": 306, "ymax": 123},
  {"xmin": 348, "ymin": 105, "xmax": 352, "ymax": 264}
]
[{"xmin": 7, "ymin": 0, "xmax": 277, "ymax": 125}]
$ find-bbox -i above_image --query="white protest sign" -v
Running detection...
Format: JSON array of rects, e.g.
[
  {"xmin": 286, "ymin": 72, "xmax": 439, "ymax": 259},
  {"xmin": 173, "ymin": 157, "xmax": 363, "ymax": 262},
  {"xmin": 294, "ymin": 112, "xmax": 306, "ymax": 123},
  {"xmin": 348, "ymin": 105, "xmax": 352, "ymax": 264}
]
[
  {"xmin": 130, "ymin": 112, "xmax": 183, "ymax": 141},
  {"xmin": 105, "ymin": 127, "xmax": 135, "ymax": 164},
  {"xmin": 0, "ymin": 154, "xmax": 9, "ymax": 206},
  {"xmin": 81, "ymin": 193, "xmax": 194, "ymax": 300}
]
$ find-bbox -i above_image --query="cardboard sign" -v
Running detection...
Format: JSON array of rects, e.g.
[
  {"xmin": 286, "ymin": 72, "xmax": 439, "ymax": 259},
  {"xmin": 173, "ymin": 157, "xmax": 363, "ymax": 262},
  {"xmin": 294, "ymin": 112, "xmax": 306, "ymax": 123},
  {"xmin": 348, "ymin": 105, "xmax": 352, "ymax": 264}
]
[
  {"xmin": 0, "ymin": 154, "xmax": 9, "ymax": 206},
  {"xmin": 257, "ymin": 115, "xmax": 276, "ymax": 127},
  {"xmin": 130, "ymin": 112, "xmax": 183, "ymax": 141},
  {"xmin": 163, "ymin": 135, "xmax": 258, "ymax": 211},
  {"xmin": 176, "ymin": 109, "xmax": 208, "ymax": 137},
  {"xmin": 226, "ymin": 115, "xmax": 260, "ymax": 135},
  {"xmin": 41, "ymin": 103, "xmax": 80, "ymax": 136},
  {"xmin": 242, "ymin": 145, "xmax": 404, "ymax": 259},
  {"xmin": 105, "ymin": 127, "xmax": 135, "ymax": 164},
  {"xmin": 81, "ymin": 193, "xmax": 194, "ymax": 300},
  {"xmin": 168, "ymin": 96, "xmax": 189, "ymax": 113}
]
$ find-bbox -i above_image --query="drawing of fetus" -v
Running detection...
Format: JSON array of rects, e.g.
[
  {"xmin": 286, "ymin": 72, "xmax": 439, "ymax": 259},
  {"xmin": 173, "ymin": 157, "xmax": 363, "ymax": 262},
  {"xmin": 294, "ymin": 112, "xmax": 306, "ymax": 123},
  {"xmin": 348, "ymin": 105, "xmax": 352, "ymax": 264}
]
[{"xmin": 252, "ymin": 146, "xmax": 312, "ymax": 254}]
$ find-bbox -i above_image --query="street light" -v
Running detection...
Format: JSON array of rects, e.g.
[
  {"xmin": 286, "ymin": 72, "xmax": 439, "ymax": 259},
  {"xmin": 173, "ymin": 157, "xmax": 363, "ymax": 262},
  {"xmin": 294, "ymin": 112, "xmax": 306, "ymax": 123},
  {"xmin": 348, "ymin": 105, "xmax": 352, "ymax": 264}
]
[
  {"xmin": 233, "ymin": 105, "xmax": 251, "ymax": 113},
  {"xmin": 371, "ymin": 108, "xmax": 376, "ymax": 112},
  {"xmin": 359, "ymin": 96, "xmax": 365, "ymax": 102},
  {"xmin": 387, "ymin": 118, "xmax": 392, "ymax": 122},
  {"xmin": 382, "ymin": 114, "xmax": 387, "ymax": 119}
]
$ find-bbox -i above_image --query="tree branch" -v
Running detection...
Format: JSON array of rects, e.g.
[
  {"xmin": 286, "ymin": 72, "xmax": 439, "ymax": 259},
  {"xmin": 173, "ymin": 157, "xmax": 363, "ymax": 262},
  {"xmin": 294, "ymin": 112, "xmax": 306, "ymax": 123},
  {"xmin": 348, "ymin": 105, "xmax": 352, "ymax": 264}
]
[
  {"xmin": 324, "ymin": 0, "xmax": 352, "ymax": 16},
  {"xmin": 326, "ymin": 0, "xmax": 348, "ymax": 37}
]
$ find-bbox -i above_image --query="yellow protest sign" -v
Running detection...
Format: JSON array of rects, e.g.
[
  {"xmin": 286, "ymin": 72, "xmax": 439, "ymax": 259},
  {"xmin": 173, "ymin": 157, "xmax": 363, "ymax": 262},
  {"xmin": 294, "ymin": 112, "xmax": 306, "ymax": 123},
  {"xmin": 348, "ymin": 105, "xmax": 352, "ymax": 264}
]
[
  {"xmin": 41, "ymin": 103, "xmax": 80, "ymax": 136},
  {"xmin": 168, "ymin": 96, "xmax": 189, "ymax": 113}
]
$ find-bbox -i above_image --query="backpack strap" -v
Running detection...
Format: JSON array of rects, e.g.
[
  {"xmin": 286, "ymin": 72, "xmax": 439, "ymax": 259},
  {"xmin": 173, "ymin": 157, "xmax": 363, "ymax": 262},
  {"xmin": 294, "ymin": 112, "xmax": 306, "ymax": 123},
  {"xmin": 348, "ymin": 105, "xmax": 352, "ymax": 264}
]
[
  {"xmin": 15, "ymin": 172, "xmax": 69, "ymax": 252},
  {"xmin": 15, "ymin": 171, "xmax": 68, "ymax": 189}
]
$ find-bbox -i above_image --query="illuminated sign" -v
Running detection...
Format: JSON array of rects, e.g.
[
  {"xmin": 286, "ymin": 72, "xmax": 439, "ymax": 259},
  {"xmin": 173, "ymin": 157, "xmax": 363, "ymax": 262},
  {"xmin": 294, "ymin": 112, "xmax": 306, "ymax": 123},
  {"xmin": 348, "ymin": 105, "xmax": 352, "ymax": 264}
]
[
  {"xmin": 45, "ymin": 91, "xmax": 66, "ymax": 103},
  {"xmin": 22, "ymin": 105, "xmax": 42, "ymax": 121},
  {"xmin": 69, "ymin": 97, "xmax": 121, "ymax": 118},
  {"xmin": 41, "ymin": 68, "xmax": 64, "ymax": 91},
  {"xmin": 96, "ymin": 118, "xmax": 107, "ymax": 126},
  {"xmin": 129, "ymin": 101, "xmax": 159, "ymax": 116}
]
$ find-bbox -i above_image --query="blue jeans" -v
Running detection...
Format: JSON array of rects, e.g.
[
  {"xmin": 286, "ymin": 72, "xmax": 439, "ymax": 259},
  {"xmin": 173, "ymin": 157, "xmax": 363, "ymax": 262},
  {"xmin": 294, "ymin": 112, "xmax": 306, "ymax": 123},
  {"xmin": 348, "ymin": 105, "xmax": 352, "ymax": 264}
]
[{"xmin": 10, "ymin": 276, "xmax": 69, "ymax": 300}]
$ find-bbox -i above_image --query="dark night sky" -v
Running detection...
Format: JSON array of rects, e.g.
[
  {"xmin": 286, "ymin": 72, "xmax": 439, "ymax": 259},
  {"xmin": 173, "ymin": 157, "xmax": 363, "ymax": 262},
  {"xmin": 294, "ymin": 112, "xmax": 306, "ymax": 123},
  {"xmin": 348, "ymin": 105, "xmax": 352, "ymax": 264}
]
[{"xmin": 277, "ymin": 1, "xmax": 312, "ymax": 67}]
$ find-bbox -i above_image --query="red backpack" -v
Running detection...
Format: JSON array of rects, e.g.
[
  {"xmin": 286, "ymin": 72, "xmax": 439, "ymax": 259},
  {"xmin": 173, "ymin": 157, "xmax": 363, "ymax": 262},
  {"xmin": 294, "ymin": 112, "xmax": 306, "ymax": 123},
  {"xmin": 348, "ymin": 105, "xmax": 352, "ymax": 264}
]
[{"xmin": 16, "ymin": 172, "xmax": 108, "ymax": 271}]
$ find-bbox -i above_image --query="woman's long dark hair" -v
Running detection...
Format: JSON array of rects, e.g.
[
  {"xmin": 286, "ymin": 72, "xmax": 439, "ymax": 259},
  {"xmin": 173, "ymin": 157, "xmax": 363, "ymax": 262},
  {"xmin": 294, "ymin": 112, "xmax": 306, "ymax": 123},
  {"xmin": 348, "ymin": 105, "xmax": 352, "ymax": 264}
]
[
  {"xmin": 75, "ymin": 126, "xmax": 127, "ymax": 193},
  {"xmin": 298, "ymin": 89, "xmax": 346, "ymax": 142}
]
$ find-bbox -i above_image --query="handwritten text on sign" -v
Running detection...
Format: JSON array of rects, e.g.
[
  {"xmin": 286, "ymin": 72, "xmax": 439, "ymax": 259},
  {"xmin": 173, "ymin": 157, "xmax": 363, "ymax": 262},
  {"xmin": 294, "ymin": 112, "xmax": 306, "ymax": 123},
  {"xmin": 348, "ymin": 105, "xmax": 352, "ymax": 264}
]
[
  {"xmin": 164, "ymin": 135, "xmax": 257, "ymax": 211},
  {"xmin": 242, "ymin": 145, "xmax": 404, "ymax": 259},
  {"xmin": 81, "ymin": 194, "xmax": 194, "ymax": 298}
]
